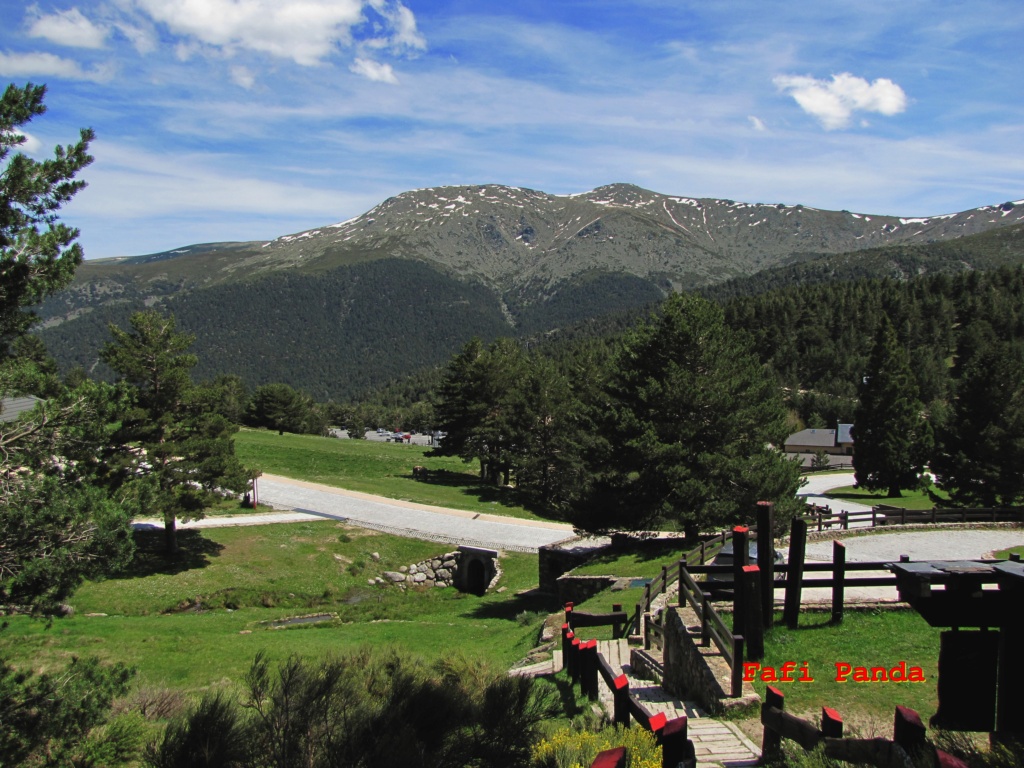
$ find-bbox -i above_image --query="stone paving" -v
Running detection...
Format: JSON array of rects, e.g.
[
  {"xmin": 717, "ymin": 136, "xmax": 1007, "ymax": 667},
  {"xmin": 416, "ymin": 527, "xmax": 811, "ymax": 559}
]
[{"xmin": 594, "ymin": 639, "xmax": 761, "ymax": 768}]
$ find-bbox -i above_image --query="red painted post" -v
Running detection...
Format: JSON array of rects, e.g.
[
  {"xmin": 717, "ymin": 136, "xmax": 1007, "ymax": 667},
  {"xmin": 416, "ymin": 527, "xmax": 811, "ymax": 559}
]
[
  {"xmin": 660, "ymin": 716, "xmax": 693, "ymax": 768},
  {"xmin": 893, "ymin": 706, "xmax": 927, "ymax": 756},
  {"xmin": 590, "ymin": 747, "xmax": 627, "ymax": 768},
  {"xmin": 570, "ymin": 636, "xmax": 581, "ymax": 684},
  {"xmin": 561, "ymin": 624, "xmax": 571, "ymax": 671},
  {"xmin": 821, "ymin": 707, "xmax": 843, "ymax": 738},
  {"xmin": 565, "ymin": 602, "xmax": 574, "ymax": 625},
  {"xmin": 761, "ymin": 685, "xmax": 785, "ymax": 757},
  {"xmin": 739, "ymin": 565, "xmax": 764, "ymax": 660},
  {"xmin": 648, "ymin": 712, "xmax": 667, "ymax": 734}
]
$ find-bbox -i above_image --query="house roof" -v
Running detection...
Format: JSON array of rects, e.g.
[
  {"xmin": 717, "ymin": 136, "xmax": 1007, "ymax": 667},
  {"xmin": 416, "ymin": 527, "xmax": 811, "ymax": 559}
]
[
  {"xmin": 784, "ymin": 428, "xmax": 836, "ymax": 448},
  {"xmin": 837, "ymin": 424, "xmax": 854, "ymax": 444},
  {"xmin": 0, "ymin": 395, "xmax": 43, "ymax": 423}
]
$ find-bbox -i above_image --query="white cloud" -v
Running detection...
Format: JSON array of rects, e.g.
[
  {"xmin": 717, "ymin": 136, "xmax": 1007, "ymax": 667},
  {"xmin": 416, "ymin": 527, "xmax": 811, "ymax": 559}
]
[
  {"xmin": 350, "ymin": 58, "xmax": 398, "ymax": 84},
  {"xmin": 748, "ymin": 115, "xmax": 766, "ymax": 132},
  {"xmin": 0, "ymin": 51, "xmax": 114, "ymax": 82},
  {"xmin": 115, "ymin": 21, "xmax": 158, "ymax": 54},
  {"xmin": 773, "ymin": 72, "xmax": 907, "ymax": 130},
  {"xmin": 27, "ymin": 7, "xmax": 109, "ymax": 49},
  {"xmin": 365, "ymin": 0, "xmax": 426, "ymax": 52},
  {"xmin": 128, "ymin": 0, "xmax": 423, "ymax": 67},
  {"xmin": 231, "ymin": 65, "xmax": 255, "ymax": 89}
]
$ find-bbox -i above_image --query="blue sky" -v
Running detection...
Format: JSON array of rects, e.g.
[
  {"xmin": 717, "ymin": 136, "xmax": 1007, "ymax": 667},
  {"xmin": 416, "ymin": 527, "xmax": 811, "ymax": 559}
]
[{"xmin": 2, "ymin": 0, "xmax": 1022, "ymax": 259}]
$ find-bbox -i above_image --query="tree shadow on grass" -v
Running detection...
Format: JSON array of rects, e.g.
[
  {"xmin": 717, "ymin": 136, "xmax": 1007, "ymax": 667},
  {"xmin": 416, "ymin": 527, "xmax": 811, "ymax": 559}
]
[
  {"xmin": 463, "ymin": 588, "xmax": 561, "ymax": 622},
  {"xmin": 113, "ymin": 528, "xmax": 224, "ymax": 580}
]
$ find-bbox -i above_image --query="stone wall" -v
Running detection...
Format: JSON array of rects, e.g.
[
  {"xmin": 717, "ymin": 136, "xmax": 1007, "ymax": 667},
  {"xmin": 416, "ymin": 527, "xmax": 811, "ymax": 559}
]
[
  {"xmin": 373, "ymin": 546, "xmax": 503, "ymax": 594},
  {"xmin": 376, "ymin": 550, "xmax": 462, "ymax": 589},
  {"xmin": 661, "ymin": 606, "xmax": 758, "ymax": 715}
]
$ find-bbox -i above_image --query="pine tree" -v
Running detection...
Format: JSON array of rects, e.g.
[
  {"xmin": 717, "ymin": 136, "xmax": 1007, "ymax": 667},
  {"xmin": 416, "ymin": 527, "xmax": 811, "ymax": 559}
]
[
  {"xmin": 101, "ymin": 310, "xmax": 250, "ymax": 553},
  {"xmin": 932, "ymin": 322, "xmax": 1024, "ymax": 506},
  {"xmin": 0, "ymin": 83, "xmax": 93, "ymax": 354},
  {"xmin": 568, "ymin": 293, "xmax": 803, "ymax": 535},
  {"xmin": 852, "ymin": 315, "xmax": 933, "ymax": 497},
  {"xmin": 430, "ymin": 338, "xmax": 529, "ymax": 485}
]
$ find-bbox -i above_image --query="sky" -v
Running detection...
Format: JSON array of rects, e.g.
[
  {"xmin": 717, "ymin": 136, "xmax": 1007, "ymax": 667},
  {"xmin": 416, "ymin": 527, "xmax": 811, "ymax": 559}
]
[{"xmin": 1, "ymin": 0, "xmax": 1022, "ymax": 260}]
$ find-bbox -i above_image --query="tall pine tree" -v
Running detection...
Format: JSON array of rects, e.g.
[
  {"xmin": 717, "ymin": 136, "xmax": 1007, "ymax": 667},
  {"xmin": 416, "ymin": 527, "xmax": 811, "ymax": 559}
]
[
  {"xmin": 852, "ymin": 315, "xmax": 933, "ymax": 497},
  {"xmin": 932, "ymin": 321, "xmax": 1024, "ymax": 506},
  {"xmin": 101, "ymin": 310, "xmax": 250, "ymax": 553},
  {"xmin": 568, "ymin": 293, "xmax": 803, "ymax": 535}
]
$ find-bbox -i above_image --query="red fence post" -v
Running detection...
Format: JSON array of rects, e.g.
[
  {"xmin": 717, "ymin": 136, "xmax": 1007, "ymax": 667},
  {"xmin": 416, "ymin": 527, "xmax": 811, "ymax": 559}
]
[
  {"xmin": 660, "ymin": 716, "xmax": 694, "ymax": 768},
  {"xmin": 761, "ymin": 685, "xmax": 785, "ymax": 757},
  {"xmin": 893, "ymin": 706, "xmax": 927, "ymax": 757},
  {"xmin": 590, "ymin": 746, "xmax": 627, "ymax": 768},
  {"xmin": 821, "ymin": 707, "xmax": 843, "ymax": 738},
  {"xmin": 738, "ymin": 565, "xmax": 764, "ymax": 660}
]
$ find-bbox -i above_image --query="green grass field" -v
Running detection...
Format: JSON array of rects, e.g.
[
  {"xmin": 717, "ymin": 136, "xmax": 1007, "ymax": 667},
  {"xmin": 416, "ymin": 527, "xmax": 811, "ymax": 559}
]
[
  {"xmin": 234, "ymin": 429, "xmax": 546, "ymax": 520},
  {"xmin": 824, "ymin": 485, "xmax": 948, "ymax": 510},
  {"xmin": 0, "ymin": 522, "xmax": 554, "ymax": 694}
]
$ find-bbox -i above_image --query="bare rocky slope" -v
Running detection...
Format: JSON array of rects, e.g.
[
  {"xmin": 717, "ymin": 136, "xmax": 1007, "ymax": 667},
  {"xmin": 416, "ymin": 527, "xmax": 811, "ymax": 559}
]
[{"xmin": 35, "ymin": 183, "xmax": 1024, "ymax": 399}]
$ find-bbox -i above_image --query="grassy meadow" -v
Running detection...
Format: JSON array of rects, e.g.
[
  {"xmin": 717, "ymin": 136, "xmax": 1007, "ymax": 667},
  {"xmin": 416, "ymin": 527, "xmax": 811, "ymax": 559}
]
[
  {"xmin": 0, "ymin": 520, "xmax": 553, "ymax": 694},
  {"xmin": 824, "ymin": 484, "xmax": 949, "ymax": 510},
  {"xmin": 234, "ymin": 429, "xmax": 544, "ymax": 520}
]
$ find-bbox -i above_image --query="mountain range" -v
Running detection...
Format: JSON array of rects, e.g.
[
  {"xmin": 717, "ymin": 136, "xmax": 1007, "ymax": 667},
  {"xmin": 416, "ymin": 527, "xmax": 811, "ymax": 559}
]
[{"xmin": 36, "ymin": 183, "xmax": 1024, "ymax": 400}]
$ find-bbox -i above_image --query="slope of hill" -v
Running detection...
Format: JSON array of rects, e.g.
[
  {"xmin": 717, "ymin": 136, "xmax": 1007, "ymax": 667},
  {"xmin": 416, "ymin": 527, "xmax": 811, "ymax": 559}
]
[{"xmin": 35, "ymin": 184, "xmax": 1024, "ymax": 399}]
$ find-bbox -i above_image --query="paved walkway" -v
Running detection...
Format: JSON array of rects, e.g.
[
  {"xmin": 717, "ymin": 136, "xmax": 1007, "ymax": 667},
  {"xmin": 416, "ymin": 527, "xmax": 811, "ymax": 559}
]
[
  {"xmin": 179, "ymin": 474, "xmax": 576, "ymax": 552},
  {"xmin": 595, "ymin": 639, "xmax": 761, "ymax": 768}
]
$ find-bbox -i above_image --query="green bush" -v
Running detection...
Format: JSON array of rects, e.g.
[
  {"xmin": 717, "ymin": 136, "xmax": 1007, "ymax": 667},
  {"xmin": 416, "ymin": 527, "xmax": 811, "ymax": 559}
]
[{"xmin": 531, "ymin": 724, "xmax": 661, "ymax": 768}]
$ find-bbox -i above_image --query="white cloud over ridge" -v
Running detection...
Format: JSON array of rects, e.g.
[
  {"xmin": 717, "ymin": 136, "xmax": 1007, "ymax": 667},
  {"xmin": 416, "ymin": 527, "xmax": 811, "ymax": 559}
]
[
  {"xmin": 773, "ymin": 73, "xmax": 907, "ymax": 130},
  {"xmin": 27, "ymin": 7, "xmax": 109, "ymax": 49},
  {"xmin": 0, "ymin": 50, "xmax": 113, "ymax": 82}
]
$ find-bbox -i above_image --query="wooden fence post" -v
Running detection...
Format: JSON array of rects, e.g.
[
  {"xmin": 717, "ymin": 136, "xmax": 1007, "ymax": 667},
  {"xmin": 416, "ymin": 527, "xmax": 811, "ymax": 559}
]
[
  {"xmin": 731, "ymin": 635, "xmax": 745, "ymax": 697},
  {"xmin": 590, "ymin": 747, "xmax": 627, "ymax": 768},
  {"xmin": 581, "ymin": 640, "xmax": 599, "ymax": 700},
  {"xmin": 732, "ymin": 526, "xmax": 750, "ymax": 625},
  {"xmin": 700, "ymin": 593, "xmax": 710, "ymax": 647},
  {"xmin": 821, "ymin": 707, "xmax": 843, "ymax": 738},
  {"xmin": 612, "ymin": 674, "xmax": 631, "ymax": 727},
  {"xmin": 756, "ymin": 501, "xmax": 775, "ymax": 629},
  {"xmin": 761, "ymin": 685, "xmax": 784, "ymax": 757},
  {"xmin": 660, "ymin": 716, "xmax": 695, "ymax": 768},
  {"xmin": 739, "ymin": 565, "xmax": 764, "ymax": 660},
  {"xmin": 893, "ymin": 706, "xmax": 927, "ymax": 758},
  {"xmin": 784, "ymin": 518, "xmax": 807, "ymax": 629},
  {"xmin": 565, "ymin": 602, "xmax": 574, "ymax": 625},
  {"xmin": 570, "ymin": 636, "xmax": 581, "ymax": 684},
  {"xmin": 832, "ymin": 540, "xmax": 846, "ymax": 624}
]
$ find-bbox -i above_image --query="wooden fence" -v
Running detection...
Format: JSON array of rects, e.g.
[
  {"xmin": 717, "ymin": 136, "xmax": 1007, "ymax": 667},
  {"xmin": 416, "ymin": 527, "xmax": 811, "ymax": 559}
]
[
  {"xmin": 761, "ymin": 685, "xmax": 968, "ymax": 768},
  {"xmin": 561, "ymin": 607, "xmax": 696, "ymax": 768}
]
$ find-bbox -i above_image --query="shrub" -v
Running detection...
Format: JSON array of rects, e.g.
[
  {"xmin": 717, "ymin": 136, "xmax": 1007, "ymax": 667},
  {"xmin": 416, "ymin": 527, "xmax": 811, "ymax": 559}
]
[{"xmin": 532, "ymin": 724, "xmax": 661, "ymax": 768}]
